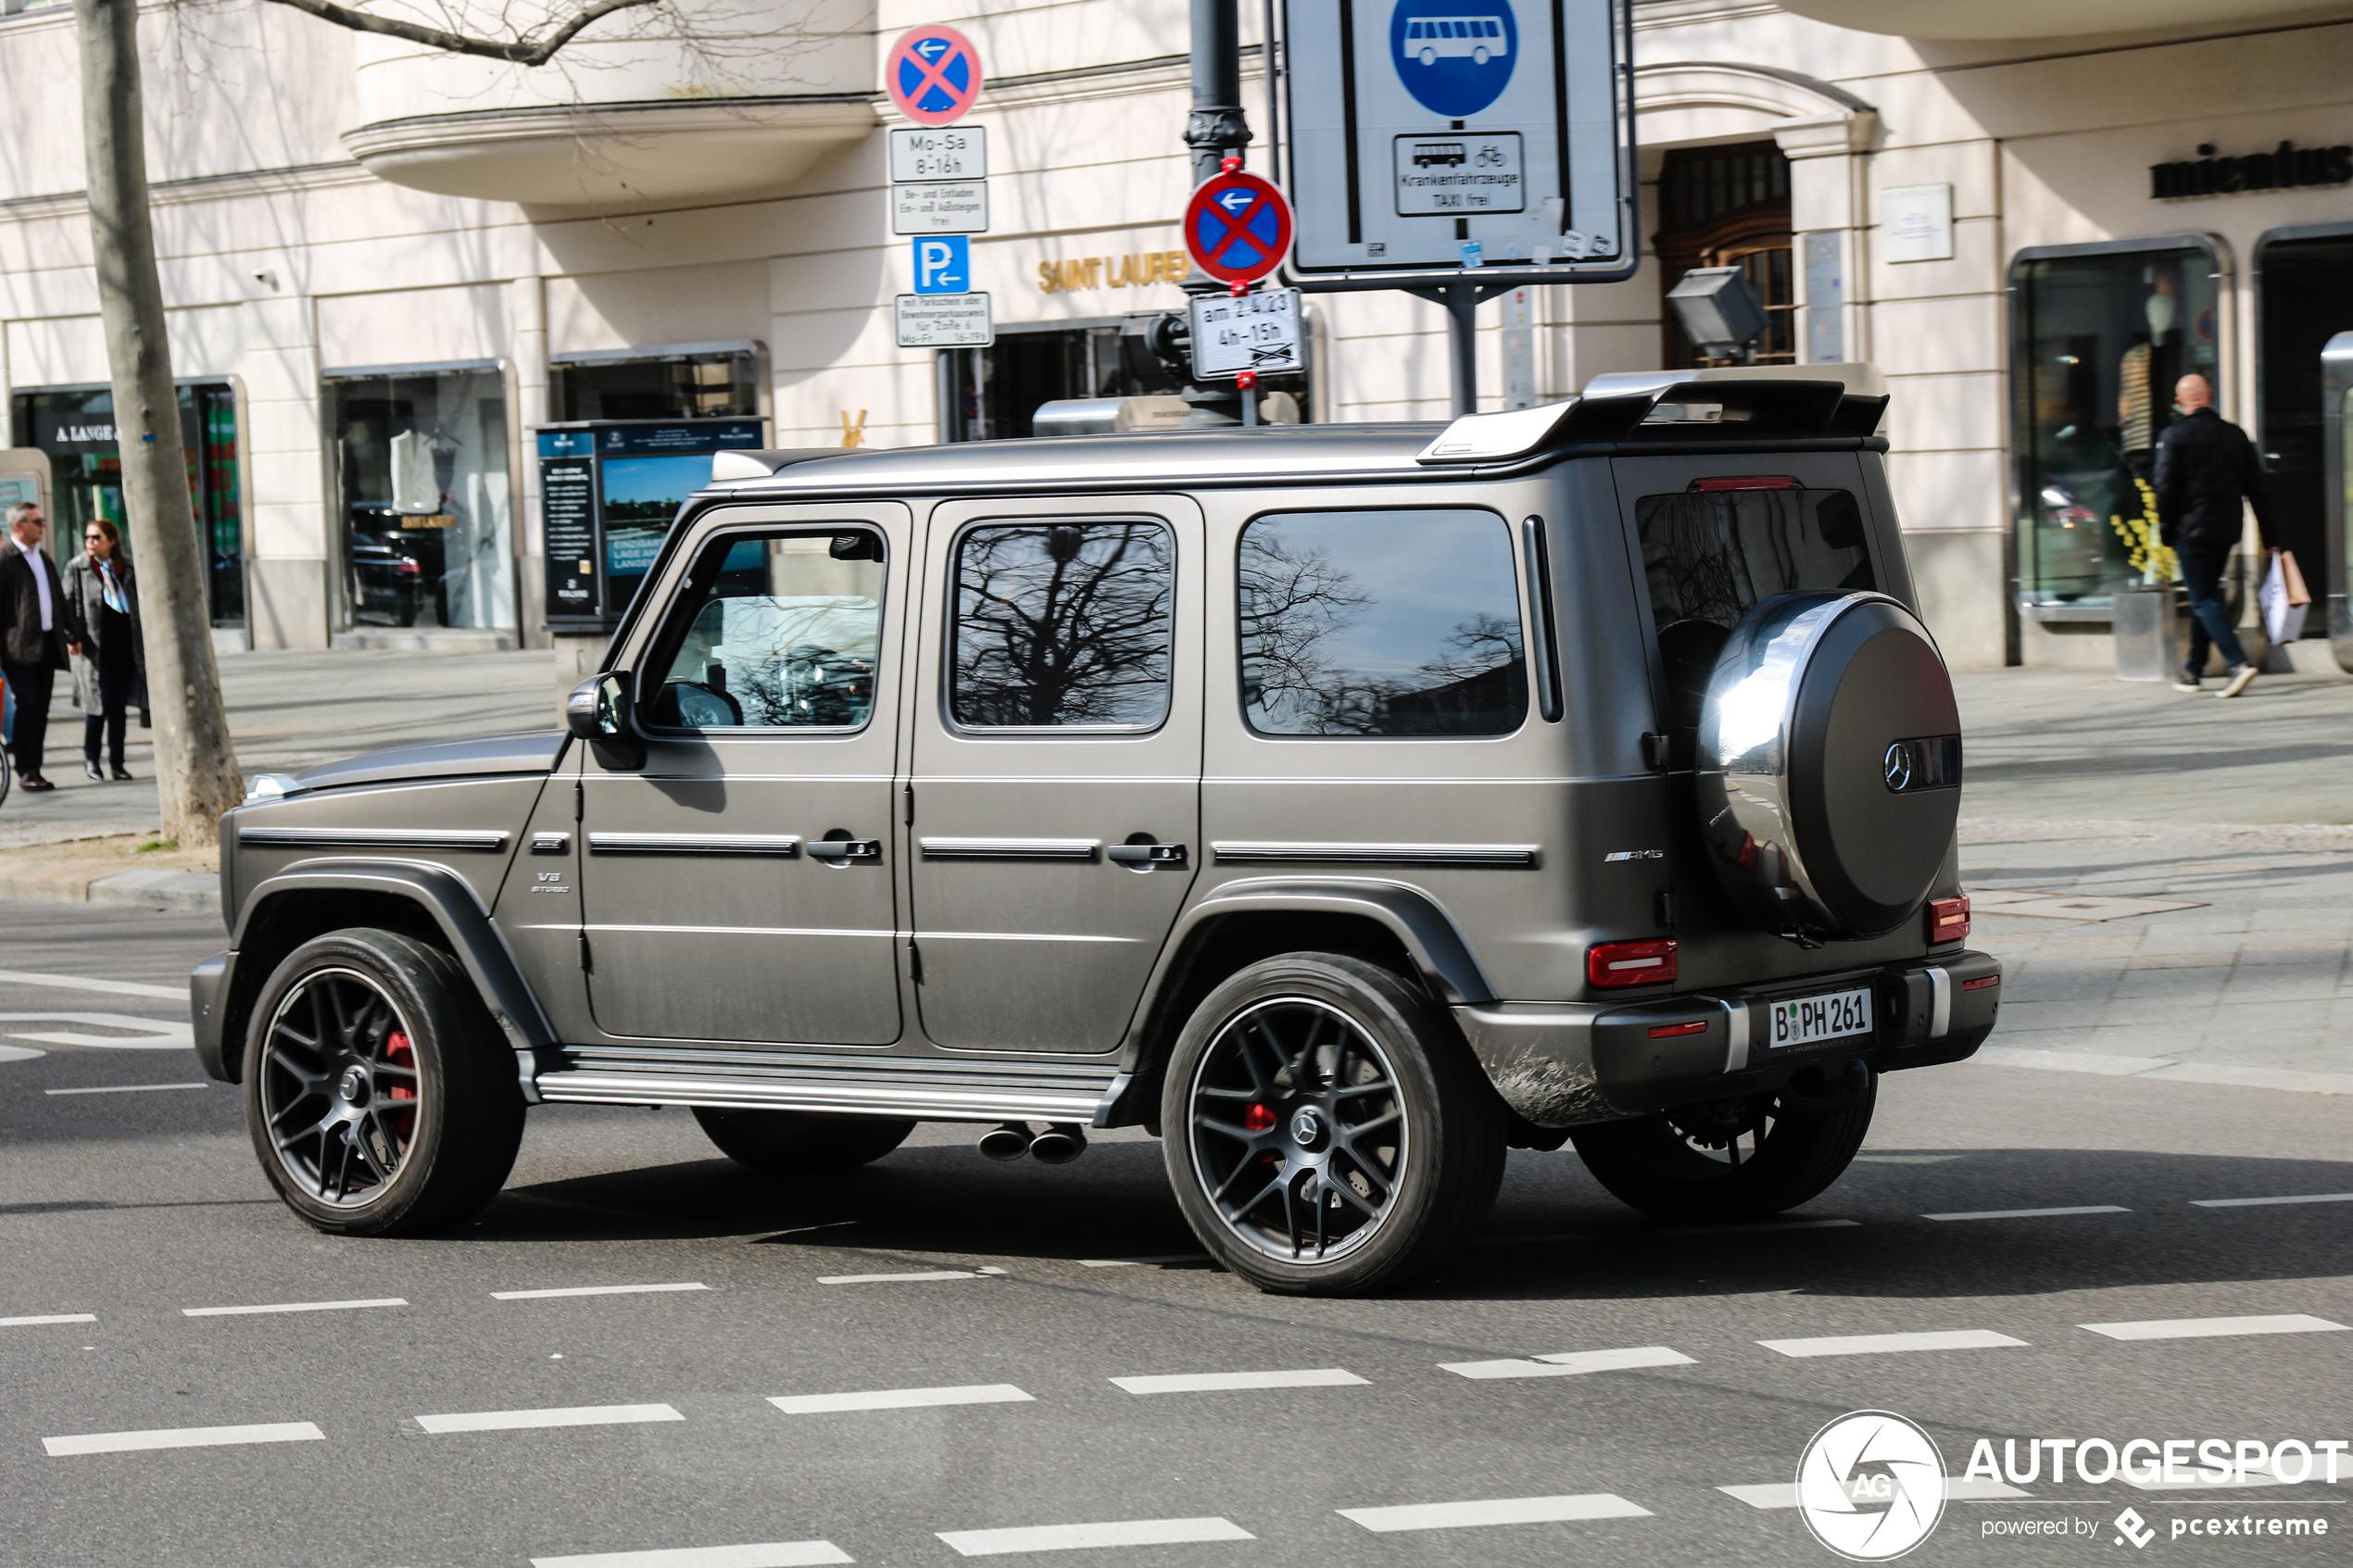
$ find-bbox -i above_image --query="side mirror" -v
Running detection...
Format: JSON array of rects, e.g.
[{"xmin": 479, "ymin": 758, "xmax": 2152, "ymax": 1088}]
[{"xmin": 565, "ymin": 672, "xmax": 645, "ymax": 771}]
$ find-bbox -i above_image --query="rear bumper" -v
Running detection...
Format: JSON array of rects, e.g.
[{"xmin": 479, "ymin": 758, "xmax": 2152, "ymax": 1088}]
[{"xmin": 1454, "ymin": 948, "xmax": 2001, "ymax": 1127}]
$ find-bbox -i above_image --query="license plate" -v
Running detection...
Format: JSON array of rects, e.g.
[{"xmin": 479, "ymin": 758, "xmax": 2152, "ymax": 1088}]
[{"xmin": 1769, "ymin": 987, "xmax": 1873, "ymax": 1048}]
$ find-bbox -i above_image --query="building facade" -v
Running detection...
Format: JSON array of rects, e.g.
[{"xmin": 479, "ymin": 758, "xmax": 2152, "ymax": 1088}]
[{"xmin": 0, "ymin": 0, "xmax": 2347, "ymax": 668}]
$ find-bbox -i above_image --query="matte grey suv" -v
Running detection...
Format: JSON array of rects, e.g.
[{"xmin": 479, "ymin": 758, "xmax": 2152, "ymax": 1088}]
[{"xmin": 193, "ymin": 374, "xmax": 1999, "ymax": 1297}]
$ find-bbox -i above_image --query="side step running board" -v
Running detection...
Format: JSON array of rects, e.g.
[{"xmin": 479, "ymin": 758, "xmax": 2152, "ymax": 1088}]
[{"xmin": 532, "ymin": 1048, "xmax": 1118, "ymax": 1124}]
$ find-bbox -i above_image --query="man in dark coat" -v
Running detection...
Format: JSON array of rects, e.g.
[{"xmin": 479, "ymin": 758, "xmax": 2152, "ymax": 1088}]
[
  {"xmin": 0, "ymin": 502, "xmax": 70, "ymax": 790},
  {"xmin": 2153, "ymin": 373, "xmax": 2267, "ymax": 697}
]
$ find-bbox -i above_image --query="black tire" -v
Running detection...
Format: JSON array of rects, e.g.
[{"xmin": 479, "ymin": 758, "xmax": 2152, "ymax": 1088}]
[
  {"xmin": 1569, "ymin": 1063, "xmax": 1876, "ymax": 1223},
  {"xmin": 692, "ymin": 1108, "xmax": 914, "ymax": 1174},
  {"xmin": 1160, "ymin": 952, "xmax": 1506, "ymax": 1297},
  {"xmin": 242, "ymin": 929, "xmax": 524, "ymax": 1236}
]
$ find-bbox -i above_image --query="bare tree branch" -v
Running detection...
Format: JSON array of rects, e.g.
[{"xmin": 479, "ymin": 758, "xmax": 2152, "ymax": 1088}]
[{"xmin": 254, "ymin": 0, "xmax": 665, "ymax": 65}]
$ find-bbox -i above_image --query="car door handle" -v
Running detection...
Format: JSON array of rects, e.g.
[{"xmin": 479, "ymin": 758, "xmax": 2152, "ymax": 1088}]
[
  {"xmin": 1106, "ymin": 843, "xmax": 1188, "ymax": 866},
  {"xmin": 806, "ymin": 838, "xmax": 884, "ymax": 863}
]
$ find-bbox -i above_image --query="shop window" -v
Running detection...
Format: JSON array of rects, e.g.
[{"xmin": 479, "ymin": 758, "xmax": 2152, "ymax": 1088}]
[
  {"xmin": 11, "ymin": 383, "xmax": 244, "ymax": 628},
  {"xmin": 550, "ymin": 346, "xmax": 760, "ymax": 422},
  {"xmin": 2255, "ymin": 227, "xmax": 2353, "ymax": 603},
  {"xmin": 2008, "ymin": 242, "xmax": 2221, "ymax": 609},
  {"xmin": 942, "ymin": 320, "xmax": 1313, "ymax": 441},
  {"xmin": 324, "ymin": 366, "xmax": 514, "ymax": 632},
  {"xmin": 1653, "ymin": 142, "xmax": 1794, "ymax": 367}
]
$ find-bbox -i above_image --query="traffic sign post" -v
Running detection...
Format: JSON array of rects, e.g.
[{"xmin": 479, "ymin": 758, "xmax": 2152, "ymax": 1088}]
[
  {"xmin": 886, "ymin": 25, "xmax": 984, "ymax": 126},
  {"xmin": 887, "ymin": 32, "xmax": 992, "ymax": 348},
  {"xmin": 1189, "ymin": 288, "xmax": 1304, "ymax": 381},
  {"xmin": 1184, "ymin": 169, "xmax": 1294, "ymax": 287}
]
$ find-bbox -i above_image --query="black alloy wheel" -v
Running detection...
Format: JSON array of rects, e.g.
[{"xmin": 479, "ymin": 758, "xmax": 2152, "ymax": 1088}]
[
  {"xmin": 1162, "ymin": 953, "xmax": 1504, "ymax": 1297},
  {"xmin": 244, "ymin": 930, "xmax": 523, "ymax": 1236},
  {"xmin": 1569, "ymin": 1061, "xmax": 1877, "ymax": 1223}
]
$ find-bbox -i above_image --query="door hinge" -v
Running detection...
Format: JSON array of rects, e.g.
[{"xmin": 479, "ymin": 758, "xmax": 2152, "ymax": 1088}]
[
  {"xmin": 573, "ymin": 779, "xmax": 585, "ymax": 822},
  {"xmin": 577, "ymin": 930, "xmax": 594, "ymax": 972},
  {"xmin": 1641, "ymin": 732, "xmax": 1672, "ymax": 772},
  {"xmin": 907, "ymin": 936, "xmax": 924, "ymax": 985},
  {"xmin": 903, "ymin": 782, "xmax": 915, "ymax": 825}
]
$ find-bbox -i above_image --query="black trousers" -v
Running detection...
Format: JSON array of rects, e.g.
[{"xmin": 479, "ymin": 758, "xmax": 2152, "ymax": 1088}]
[
  {"xmin": 4, "ymin": 663, "xmax": 54, "ymax": 780},
  {"xmin": 83, "ymin": 660, "xmax": 134, "ymax": 768}
]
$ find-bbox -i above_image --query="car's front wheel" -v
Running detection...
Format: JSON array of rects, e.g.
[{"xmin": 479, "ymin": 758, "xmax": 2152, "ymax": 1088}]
[
  {"xmin": 1568, "ymin": 1062, "xmax": 1876, "ymax": 1223},
  {"xmin": 1161, "ymin": 953, "xmax": 1504, "ymax": 1297},
  {"xmin": 692, "ymin": 1108, "xmax": 914, "ymax": 1174},
  {"xmin": 244, "ymin": 929, "xmax": 524, "ymax": 1236}
]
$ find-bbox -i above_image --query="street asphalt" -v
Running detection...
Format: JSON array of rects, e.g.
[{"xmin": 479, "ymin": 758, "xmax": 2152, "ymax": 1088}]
[{"xmin": 1, "ymin": 905, "xmax": 2347, "ymax": 1568}]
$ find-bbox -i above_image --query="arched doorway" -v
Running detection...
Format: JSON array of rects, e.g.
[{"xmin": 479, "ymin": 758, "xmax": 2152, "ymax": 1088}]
[{"xmin": 1653, "ymin": 141, "xmax": 1796, "ymax": 368}]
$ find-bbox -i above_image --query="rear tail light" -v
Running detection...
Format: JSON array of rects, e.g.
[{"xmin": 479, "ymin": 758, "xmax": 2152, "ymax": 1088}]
[
  {"xmin": 1590, "ymin": 938, "xmax": 1676, "ymax": 988},
  {"xmin": 1927, "ymin": 896, "xmax": 1969, "ymax": 944},
  {"xmin": 1962, "ymin": 974, "xmax": 1999, "ymax": 992},
  {"xmin": 1647, "ymin": 1020, "xmax": 1708, "ymax": 1039},
  {"xmin": 1694, "ymin": 475, "xmax": 1796, "ymax": 491}
]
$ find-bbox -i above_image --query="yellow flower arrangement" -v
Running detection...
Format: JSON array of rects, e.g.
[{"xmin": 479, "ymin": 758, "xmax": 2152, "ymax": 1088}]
[{"xmin": 2109, "ymin": 476, "xmax": 2177, "ymax": 583}]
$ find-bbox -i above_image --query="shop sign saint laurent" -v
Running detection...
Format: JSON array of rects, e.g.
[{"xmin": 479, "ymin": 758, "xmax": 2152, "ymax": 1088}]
[
  {"xmin": 2150, "ymin": 138, "xmax": 2352, "ymax": 199},
  {"xmin": 1037, "ymin": 248, "xmax": 1190, "ymax": 294}
]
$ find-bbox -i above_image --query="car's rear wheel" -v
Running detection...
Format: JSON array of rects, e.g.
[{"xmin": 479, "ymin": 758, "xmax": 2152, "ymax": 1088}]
[
  {"xmin": 1161, "ymin": 953, "xmax": 1505, "ymax": 1297},
  {"xmin": 692, "ymin": 1108, "xmax": 914, "ymax": 1174},
  {"xmin": 1569, "ymin": 1062, "xmax": 1875, "ymax": 1223},
  {"xmin": 244, "ymin": 930, "xmax": 523, "ymax": 1236}
]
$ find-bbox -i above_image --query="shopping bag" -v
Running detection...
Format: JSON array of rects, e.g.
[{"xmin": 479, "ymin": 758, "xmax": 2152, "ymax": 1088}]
[
  {"xmin": 2261, "ymin": 550, "xmax": 2308, "ymax": 646},
  {"xmin": 2281, "ymin": 547, "xmax": 2311, "ymax": 608}
]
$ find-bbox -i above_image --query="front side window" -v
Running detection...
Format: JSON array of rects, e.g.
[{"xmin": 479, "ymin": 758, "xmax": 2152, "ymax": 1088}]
[
  {"xmin": 951, "ymin": 520, "xmax": 1175, "ymax": 729},
  {"xmin": 1638, "ymin": 485, "xmax": 1872, "ymax": 732},
  {"xmin": 646, "ymin": 531, "xmax": 885, "ymax": 731},
  {"xmin": 1239, "ymin": 509, "xmax": 1526, "ymax": 737}
]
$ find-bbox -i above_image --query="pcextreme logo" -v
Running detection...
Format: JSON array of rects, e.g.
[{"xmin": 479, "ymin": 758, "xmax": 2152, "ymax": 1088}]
[{"xmin": 1798, "ymin": 1410, "xmax": 1948, "ymax": 1561}]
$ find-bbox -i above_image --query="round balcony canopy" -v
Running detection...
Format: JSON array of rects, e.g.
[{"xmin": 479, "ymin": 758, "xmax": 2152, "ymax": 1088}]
[{"xmin": 1776, "ymin": 0, "xmax": 2317, "ymax": 37}]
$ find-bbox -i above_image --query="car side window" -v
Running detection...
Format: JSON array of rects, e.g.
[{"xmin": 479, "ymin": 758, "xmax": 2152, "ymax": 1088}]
[
  {"xmin": 950, "ymin": 520, "xmax": 1175, "ymax": 729},
  {"xmin": 1238, "ymin": 508, "xmax": 1527, "ymax": 736},
  {"xmin": 644, "ymin": 531, "xmax": 886, "ymax": 732}
]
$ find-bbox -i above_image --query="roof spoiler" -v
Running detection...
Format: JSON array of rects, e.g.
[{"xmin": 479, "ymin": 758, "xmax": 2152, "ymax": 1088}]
[
  {"xmin": 709, "ymin": 448, "xmax": 853, "ymax": 482},
  {"xmin": 1418, "ymin": 365, "xmax": 1890, "ymax": 463}
]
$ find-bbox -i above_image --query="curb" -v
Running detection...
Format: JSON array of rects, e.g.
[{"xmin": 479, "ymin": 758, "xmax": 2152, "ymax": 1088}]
[{"xmin": 0, "ymin": 864, "xmax": 220, "ymax": 914}]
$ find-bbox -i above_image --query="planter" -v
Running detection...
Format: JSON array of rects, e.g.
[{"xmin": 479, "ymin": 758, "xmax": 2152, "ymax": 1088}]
[{"xmin": 2111, "ymin": 586, "xmax": 2177, "ymax": 682}]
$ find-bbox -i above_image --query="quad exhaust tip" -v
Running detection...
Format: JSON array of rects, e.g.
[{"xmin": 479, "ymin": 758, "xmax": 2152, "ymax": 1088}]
[{"xmin": 976, "ymin": 1122, "xmax": 1088, "ymax": 1163}]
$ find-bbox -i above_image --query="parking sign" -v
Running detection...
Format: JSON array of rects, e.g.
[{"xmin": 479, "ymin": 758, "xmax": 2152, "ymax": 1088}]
[{"xmin": 912, "ymin": 235, "xmax": 972, "ymax": 294}]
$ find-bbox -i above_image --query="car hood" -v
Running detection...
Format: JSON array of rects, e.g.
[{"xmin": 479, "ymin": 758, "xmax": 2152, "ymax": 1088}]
[{"xmin": 291, "ymin": 731, "xmax": 568, "ymax": 795}]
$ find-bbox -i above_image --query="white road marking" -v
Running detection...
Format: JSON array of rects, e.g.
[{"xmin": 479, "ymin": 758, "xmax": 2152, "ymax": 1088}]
[
  {"xmin": 530, "ymin": 1543, "xmax": 853, "ymax": 1568},
  {"xmin": 1338, "ymin": 1493, "xmax": 1652, "ymax": 1532},
  {"xmin": 44, "ymin": 1082, "xmax": 208, "ymax": 1096},
  {"xmin": 0, "ymin": 1013, "xmax": 194, "ymax": 1049},
  {"xmin": 936, "ymin": 1517, "xmax": 1252, "ymax": 1556},
  {"xmin": 0, "ymin": 969, "xmax": 185, "ymax": 1000},
  {"xmin": 2120, "ymin": 1461, "xmax": 2317, "ymax": 1490},
  {"xmin": 415, "ymin": 1403, "xmax": 685, "ymax": 1434},
  {"xmin": 1076, "ymin": 1255, "xmax": 1211, "ymax": 1268},
  {"xmin": 1853, "ymin": 1154, "xmax": 1962, "ymax": 1163},
  {"xmin": 817, "ymin": 1272, "xmax": 978, "ymax": 1285},
  {"xmin": 1720, "ymin": 1477, "xmax": 2028, "ymax": 1510},
  {"xmin": 183, "ymin": 1298, "xmax": 407, "ymax": 1317},
  {"xmin": 1759, "ymin": 1330, "xmax": 2030, "ymax": 1358},
  {"xmin": 44, "ymin": 1421, "xmax": 324, "ymax": 1456},
  {"xmin": 770, "ymin": 1385, "xmax": 1033, "ymax": 1414},
  {"xmin": 1659, "ymin": 1218, "xmax": 1860, "ymax": 1236},
  {"xmin": 2079, "ymin": 1313, "xmax": 2349, "ymax": 1341},
  {"xmin": 492, "ymin": 1283, "xmax": 709, "ymax": 1300},
  {"xmin": 1441, "ymin": 1346, "xmax": 1695, "ymax": 1380},
  {"xmin": 1924, "ymin": 1206, "xmax": 2130, "ymax": 1222},
  {"xmin": 2, "ymin": 1313, "xmax": 96, "ymax": 1328},
  {"xmin": 1111, "ymin": 1368, "xmax": 1367, "ymax": 1394},
  {"xmin": 2192, "ymin": 1192, "xmax": 2353, "ymax": 1208},
  {"xmin": 0, "ymin": 1045, "xmax": 43, "ymax": 1062}
]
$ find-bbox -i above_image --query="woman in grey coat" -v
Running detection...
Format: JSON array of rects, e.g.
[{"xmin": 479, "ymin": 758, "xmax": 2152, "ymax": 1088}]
[{"xmin": 61, "ymin": 517, "xmax": 145, "ymax": 782}]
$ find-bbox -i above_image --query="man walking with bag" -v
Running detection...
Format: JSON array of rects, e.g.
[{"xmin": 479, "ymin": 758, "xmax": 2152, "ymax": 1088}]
[
  {"xmin": 2155, "ymin": 372, "xmax": 2267, "ymax": 697},
  {"xmin": 0, "ymin": 501, "xmax": 69, "ymax": 790}
]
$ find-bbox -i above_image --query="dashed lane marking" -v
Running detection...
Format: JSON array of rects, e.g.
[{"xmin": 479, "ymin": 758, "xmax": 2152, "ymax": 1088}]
[
  {"xmin": 183, "ymin": 1298, "xmax": 407, "ymax": 1317},
  {"xmin": 771, "ymin": 1385, "xmax": 1033, "ymax": 1414},
  {"xmin": 2192, "ymin": 1193, "xmax": 2353, "ymax": 1208},
  {"xmin": 44, "ymin": 1083, "xmax": 208, "ymax": 1096},
  {"xmin": 44, "ymin": 1421, "xmax": 323, "ymax": 1456},
  {"xmin": 1719, "ymin": 1476, "xmax": 2029, "ymax": 1510},
  {"xmin": 1759, "ymin": 1330, "xmax": 2030, "ymax": 1358},
  {"xmin": 1658, "ymin": 1218, "xmax": 1860, "ymax": 1236},
  {"xmin": 2079, "ymin": 1313, "xmax": 2350, "ymax": 1341},
  {"xmin": 415, "ymin": 1403, "xmax": 685, "ymax": 1434},
  {"xmin": 1337, "ymin": 1493, "xmax": 1653, "ymax": 1532},
  {"xmin": 530, "ymin": 1543, "xmax": 853, "ymax": 1568},
  {"xmin": 1441, "ymin": 1346, "xmax": 1695, "ymax": 1380},
  {"xmin": 492, "ymin": 1283, "xmax": 709, "ymax": 1300},
  {"xmin": 1, "ymin": 1313, "xmax": 95, "ymax": 1327},
  {"xmin": 1111, "ymin": 1368, "xmax": 1368, "ymax": 1394},
  {"xmin": 937, "ymin": 1517, "xmax": 1252, "ymax": 1556},
  {"xmin": 0, "ymin": 969, "xmax": 185, "ymax": 1000},
  {"xmin": 1925, "ymin": 1206, "xmax": 2132, "ymax": 1222},
  {"xmin": 1076, "ymin": 1255, "xmax": 1211, "ymax": 1268},
  {"xmin": 818, "ymin": 1271, "xmax": 984, "ymax": 1286}
]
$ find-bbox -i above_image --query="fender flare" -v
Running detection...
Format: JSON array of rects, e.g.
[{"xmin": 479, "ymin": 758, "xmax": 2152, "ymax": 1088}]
[{"xmin": 220, "ymin": 858, "xmax": 556, "ymax": 1100}]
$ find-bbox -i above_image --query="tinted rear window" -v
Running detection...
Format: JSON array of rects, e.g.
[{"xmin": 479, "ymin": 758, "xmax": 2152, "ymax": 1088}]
[{"xmin": 1639, "ymin": 486, "xmax": 1872, "ymax": 734}]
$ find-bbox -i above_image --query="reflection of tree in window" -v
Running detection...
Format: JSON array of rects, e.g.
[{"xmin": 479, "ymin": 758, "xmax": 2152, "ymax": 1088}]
[
  {"xmin": 1239, "ymin": 512, "xmax": 1526, "ymax": 736},
  {"xmin": 953, "ymin": 522, "xmax": 1174, "ymax": 727}
]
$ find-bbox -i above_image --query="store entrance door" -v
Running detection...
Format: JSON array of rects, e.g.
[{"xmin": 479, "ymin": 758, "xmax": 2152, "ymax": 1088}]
[{"xmin": 2258, "ymin": 230, "xmax": 2353, "ymax": 612}]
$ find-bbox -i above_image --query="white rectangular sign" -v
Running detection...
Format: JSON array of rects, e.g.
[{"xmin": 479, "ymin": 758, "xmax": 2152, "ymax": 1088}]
[
  {"xmin": 895, "ymin": 292, "xmax": 994, "ymax": 348},
  {"xmin": 889, "ymin": 126, "xmax": 988, "ymax": 182},
  {"xmin": 892, "ymin": 182, "xmax": 990, "ymax": 234},
  {"xmin": 1188, "ymin": 289, "xmax": 1305, "ymax": 379},
  {"xmin": 1282, "ymin": 0, "xmax": 1632, "ymax": 282},
  {"xmin": 1881, "ymin": 183, "xmax": 1954, "ymax": 263}
]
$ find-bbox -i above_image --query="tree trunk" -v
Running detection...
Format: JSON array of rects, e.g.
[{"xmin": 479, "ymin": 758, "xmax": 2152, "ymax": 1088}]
[{"xmin": 77, "ymin": 0, "xmax": 243, "ymax": 847}]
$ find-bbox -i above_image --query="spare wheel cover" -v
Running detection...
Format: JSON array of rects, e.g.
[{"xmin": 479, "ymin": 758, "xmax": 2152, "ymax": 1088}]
[{"xmin": 1696, "ymin": 591, "xmax": 1961, "ymax": 938}]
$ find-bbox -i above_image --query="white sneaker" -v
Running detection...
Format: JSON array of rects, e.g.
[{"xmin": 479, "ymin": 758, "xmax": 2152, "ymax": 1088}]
[
  {"xmin": 2172, "ymin": 673, "xmax": 2202, "ymax": 693},
  {"xmin": 2216, "ymin": 663, "xmax": 2258, "ymax": 698}
]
